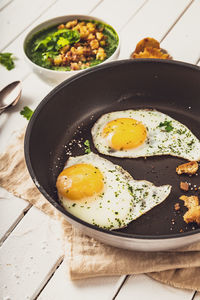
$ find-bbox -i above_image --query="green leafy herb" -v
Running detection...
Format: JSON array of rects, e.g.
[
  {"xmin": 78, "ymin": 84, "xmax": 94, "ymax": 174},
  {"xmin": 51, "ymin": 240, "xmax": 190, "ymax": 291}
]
[
  {"xmin": 34, "ymin": 29, "xmax": 80, "ymax": 52},
  {"xmin": 159, "ymin": 120, "xmax": 174, "ymax": 132},
  {"xmin": 187, "ymin": 139, "xmax": 195, "ymax": 146},
  {"xmin": 20, "ymin": 106, "xmax": 34, "ymax": 120},
  {"xmin": 34, "ymin": 36, "xmax": 53, "ymax": 51},
  {"xmin": 0, "ymin": 53, "xmax": 15, "ymax": 70},
  {"xmin": 103, "ymin": 25, "xmax": 119, "ymax": 58},
  {"xmin": 128, "ymin": 185, "xmax": 134, "ymax": 197},
  {"xmin": 84, "ymin": 139, "xmax": 91, "ymax": 154},
  {"xmin": 57, "ymin": 30, "xmax": 80, "ymax": 48},
  {"xmin": 89, "ymin": 59, "xmax": 102, "ymax": 67}
]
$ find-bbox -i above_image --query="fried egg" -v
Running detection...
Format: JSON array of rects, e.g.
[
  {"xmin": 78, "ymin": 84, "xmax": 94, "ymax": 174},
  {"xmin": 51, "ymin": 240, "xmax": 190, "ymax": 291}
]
[
  {"xmin": 56, "ymin": 152, "xmax": 171, "ymax": 230},
  {"xmin": 91, "ymin": 109, "xmax": 200, "ymax": 161}
]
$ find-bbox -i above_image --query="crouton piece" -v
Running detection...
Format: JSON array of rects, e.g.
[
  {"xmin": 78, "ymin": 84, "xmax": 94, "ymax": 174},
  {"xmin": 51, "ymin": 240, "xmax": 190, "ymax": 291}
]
[
  {"xmin": 96, "ymin": 32, "xmax": 104, "ymax": 41},
  {"xmin": 96, "ymin": 47, "xmax": 106, "ymax": 60},
  {"xmin": 90, "ymin": 39, "xmax": 99, "ymax": 50},
  {"xmin": 54, "ymin": 55, "xmax": 62, "ymax": 65},
  {"xmin": 58, "ymin": 24, "xmax": 65, "ymax": 30},
  {"xmin": 86, "ymin": 22, "xmax": 96, "ymax": 33},
  {"xmin": 176, "ymin": 161, "xmax": 198, "ymax": 175},
  {"xmin": 179, "ymin": 195, "xmax": 199, "ymax": 209},
  {"xmin": 180, "ymin": 181, "xmax": 189, "ymax": 191},
  {"xmin": 131, "ymin": 37, "xmax": 171, "ymax": 60},
  {"xmin": 174, "ymin": 203, "xmax": 180, "ymax": 211},
  {"xmin": 66, "ymin": 19, "xmax": 78, "ymax": 29},
  {"xmin": 183, "ymin": 206, "xmax": 200, "ymax": 225},
  {"xmin": 132, "ymin": 47, "xmax": 170, "ymax": 59},
  {"xmin": 180, "ymin": 195, "xmax": 200, "ymax": 224},
  {"xmin": 87, "ymin": 33, "xmax": 95, "ymax": 40},
  {"xmin": 70, "ymin": 62, "xmax": 80, "ymax": 70},
  {"xmin": 134, "ymin": 37, "xmax": 160, "ymax": 54}
]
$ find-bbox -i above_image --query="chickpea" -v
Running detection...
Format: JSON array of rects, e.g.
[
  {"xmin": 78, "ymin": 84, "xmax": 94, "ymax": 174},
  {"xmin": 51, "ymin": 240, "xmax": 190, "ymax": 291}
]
[
  {"xmin": 80, "ymin": 27, "xmax": 89, "ymax": 39},
  {"xmin": 87, "ymin": 33, "xmax": 95, "ymax": 40},
  {"xmin": 96, "ymin": 32, "xmax": 104, "ymax": 41},
  {"xmin": 71, "ymin": 47, "xmax": 76, "ymax": 54},
  {"xmin": 54, "ymin": 55, "xmax": 63, "ymax": 65},
  {"xmin": 96, "ymin": 47, "xmax": 106, "ymax": 60},
  {"xmin": 79, "ymin": 21, "xmax": 85, "ymax": 26},
  {"xmin": 66, "ymin": 19, "xmax": 78, "ymax": 29},
  {"xmin": 70, "ymin": 62, "xmax": 80, "ymax": 70},
  {"xmin": 76, "ymin": 46, "xmax": 84, "ymax": 55},
  {"xmin": 58, "ymin": 24, "xmax": 65, "ymax": 30},
  {"xmin": 65, "ymin": 51, "xmax": 72, "ymax": 59},
  {"xmin": 86, "ymin": 22, "xmax": 96, "ymax": 33},
  {"xmin": 60, "ymin": 45, "xmax": 70, "ymax": 54},
  {"xmin": 71, "ymin": 54, "xmax": 79, "ymax": 62},
  {"xmin": 73, "ymin": 24, "xmax": 80, "ymax": 31},
  {"xmin": 90, "ymin": 39, "xmax": 99, "ymax": 50},
  {"xmin": 80, "ymin": 55, "xmax": 86, "ymax": 62}
]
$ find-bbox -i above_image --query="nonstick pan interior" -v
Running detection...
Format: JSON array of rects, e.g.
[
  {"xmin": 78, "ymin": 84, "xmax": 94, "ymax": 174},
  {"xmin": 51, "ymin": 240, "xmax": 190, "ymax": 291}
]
[{"xmin": 25, "ymin": 59, "xmax": 200, "ymax": 238}]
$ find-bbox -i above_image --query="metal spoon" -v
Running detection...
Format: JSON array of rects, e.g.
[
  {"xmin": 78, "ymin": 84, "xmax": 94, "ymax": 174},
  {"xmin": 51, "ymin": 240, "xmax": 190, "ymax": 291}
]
[{"xmin": 0, "ymin": 81, "xmax": 22, "ymax": 114}]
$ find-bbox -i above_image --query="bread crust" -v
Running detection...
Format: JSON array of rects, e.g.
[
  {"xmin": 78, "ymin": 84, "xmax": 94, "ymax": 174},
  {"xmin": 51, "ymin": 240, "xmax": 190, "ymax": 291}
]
[{"xmin": 176, "ymin": 161, "xmax": 198, "ymax": 175}]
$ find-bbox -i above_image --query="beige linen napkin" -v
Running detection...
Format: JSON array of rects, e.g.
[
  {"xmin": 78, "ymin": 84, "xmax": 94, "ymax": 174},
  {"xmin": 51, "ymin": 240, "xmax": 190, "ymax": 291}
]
[{"xmin": 1, "ymin": 130, "xmax": 200, "ymax": 291}]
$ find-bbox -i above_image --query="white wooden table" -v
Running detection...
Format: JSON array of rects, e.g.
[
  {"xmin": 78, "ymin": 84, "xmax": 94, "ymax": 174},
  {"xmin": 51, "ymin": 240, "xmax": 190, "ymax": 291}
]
[{"xmin": 1, "ymin": 0, "xmax": 200, "ymax": 299}]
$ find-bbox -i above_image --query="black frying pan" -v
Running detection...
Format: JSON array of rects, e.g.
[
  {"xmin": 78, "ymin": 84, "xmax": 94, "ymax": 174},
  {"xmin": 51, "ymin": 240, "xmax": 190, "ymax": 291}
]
[{"xmin": 25, "ymin": 59, "xmax": 200, "ymax": 251}]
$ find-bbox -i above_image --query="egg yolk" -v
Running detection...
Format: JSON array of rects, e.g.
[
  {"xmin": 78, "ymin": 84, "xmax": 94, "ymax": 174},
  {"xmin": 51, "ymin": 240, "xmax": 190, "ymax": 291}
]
[
  {"xmin": 56, "ymin": 163, "xmax": 104, "ymax": 200},
  {"xmin": 102, "ymin": 118, "xmax": 147, "ymax": 150}
]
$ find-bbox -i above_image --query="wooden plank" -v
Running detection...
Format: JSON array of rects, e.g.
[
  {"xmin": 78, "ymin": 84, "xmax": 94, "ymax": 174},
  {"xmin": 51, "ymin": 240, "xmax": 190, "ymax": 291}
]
[
  {"xmin": 92, "ymin": 0, "xmax": 147, "ymax": 31},
  {"xmin": 37, "ymin": 260, "xmax": 120, "ymax": 300},
  {"xmin": 161, "ymin": 0, "xmax": 200, "ymax": 64},
  {"xmin": 0, "ymin": 0, "xmax": 58, "ymax": 51},
  {"xmin": 119, "ymin": 0, "xmax": 192, "ymax": 59},
  {"xmin": 0, "ymin": 187, "xmax": 30, "ymax": 243},
  {"xmin": 116, "ymin": 274, "xmax": 195, "ymax": 300},
  {"xmin": 0, "ymin": 206, "xmax": 64, "ymax": 300}
]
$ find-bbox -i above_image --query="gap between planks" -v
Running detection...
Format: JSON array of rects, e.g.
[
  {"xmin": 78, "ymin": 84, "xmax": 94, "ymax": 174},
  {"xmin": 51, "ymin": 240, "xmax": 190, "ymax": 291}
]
[
  {"xmin": 160, "ymin": 0, "xmax": 194, "ymax": 43},
  {"xmin": 120, "ymin": 0, "xmax": 149, "ymax": 31},
  {"xmin": 33, "ymin": 256, "xmax": 64, "ymax": 300},
  {"xmin": 88, "ymin": 0, "xmax": 103, "ymax": 15},
  {"xmin": 192, "ymin": 292, "xmax": 198, "ymax": 300},
  {"xmin": 0, "ymin": 0, "xmax": 13, "ymax": 11},
  {"xmin": 111, "ymin": 275, "xmax": 129, "ymax": 300},
  {"xmin": 0, "ymin": 203, "xmax": 32, "ymax": 246},
  {"xmin": 110, "ymin": 276, "xmax": 196, "ymax": 300}
]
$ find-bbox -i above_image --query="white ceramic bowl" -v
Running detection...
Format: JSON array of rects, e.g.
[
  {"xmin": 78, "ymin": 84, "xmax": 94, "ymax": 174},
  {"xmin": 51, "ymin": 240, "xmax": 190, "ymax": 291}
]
[{"xmin": 23, "ymin": 15, "xmax": 120, "ymax": 83}]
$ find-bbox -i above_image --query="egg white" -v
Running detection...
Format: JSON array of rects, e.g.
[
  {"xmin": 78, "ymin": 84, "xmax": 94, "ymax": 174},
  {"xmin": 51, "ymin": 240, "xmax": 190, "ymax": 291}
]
[
  {"xmin": 91, "ymin": 109, "xmax": 200, "ymax": 161},
  {"xmin": 58, "ymin": 152, "xmax": 171, "ymax": 230}
]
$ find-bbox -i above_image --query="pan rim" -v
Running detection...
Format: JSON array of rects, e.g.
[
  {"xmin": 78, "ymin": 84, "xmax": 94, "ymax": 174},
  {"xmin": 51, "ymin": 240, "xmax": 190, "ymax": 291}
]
[{"xmin": 24, "ymin": 58, "xmax": 200, "ymax": 241}]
